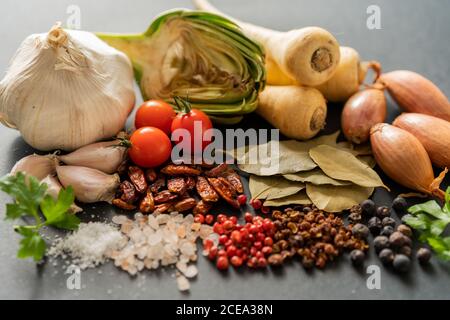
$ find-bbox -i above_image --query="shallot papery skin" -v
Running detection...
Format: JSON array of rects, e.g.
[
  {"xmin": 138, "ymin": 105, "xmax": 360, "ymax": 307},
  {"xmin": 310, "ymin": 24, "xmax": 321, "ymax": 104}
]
[
  {"xmin": 370, "ymin": 123, "xmax": 446, "ymax": 199},
  {"xmin": 58, "ymin": 140, "xmax": 126, "ymax": 174},
  {"xmin": 56, "ymin": 165, "xmax": 120, "ymax": 203}
]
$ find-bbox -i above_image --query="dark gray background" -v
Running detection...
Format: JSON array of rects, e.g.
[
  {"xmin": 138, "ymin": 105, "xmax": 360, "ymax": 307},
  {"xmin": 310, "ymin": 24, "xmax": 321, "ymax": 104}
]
[{"xmin": 0, "ymin": 0, "xmax": 449, "ymax": 300}]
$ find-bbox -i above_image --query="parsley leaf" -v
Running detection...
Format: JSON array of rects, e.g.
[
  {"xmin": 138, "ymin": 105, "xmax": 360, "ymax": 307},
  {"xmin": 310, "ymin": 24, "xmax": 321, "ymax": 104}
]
[
  {"xmin": 0, "ymin": 172, "xmax": 80, "ymax": 262},
  {"xmin": 0, "ymin": 173, "xmax": 47, "ymax": 221},
  {"xmin": 15, "ymin": 226, "xmax": 46, "ymax": 261},
  {"xmin": 404, "ymin": 188, "xmax": 450, "ymax": 261},
  {"xmin": 41, "ymin": 186, "xmax": 79, "ymax": 229}
]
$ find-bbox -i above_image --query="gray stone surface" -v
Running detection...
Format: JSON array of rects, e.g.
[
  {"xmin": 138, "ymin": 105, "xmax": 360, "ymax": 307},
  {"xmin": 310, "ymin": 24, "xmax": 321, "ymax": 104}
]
[{"xmin": 0, "ymin": 0, "xmax": 449, "ymax": 299}]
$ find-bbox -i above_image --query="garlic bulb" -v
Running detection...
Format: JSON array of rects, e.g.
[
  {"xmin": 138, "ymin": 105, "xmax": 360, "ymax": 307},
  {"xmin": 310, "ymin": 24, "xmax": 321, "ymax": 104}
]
[
  {"xmin": 41, "ymin": 175, "xmax": 83, "ymax": 213},
  {"xmin": 56, "ymin": 165, "xmax": 120, "ymax": 203},
  {"xmin": 58, "ymin": 140, "xmax": 126, "ymax": 174},
  {"xmin": 10, "ymin": 154, "xmax": 59, "ymax": 181},
  {"xmin": 0, "ymin": 24, "xmax": 135, "ymax": 151}
]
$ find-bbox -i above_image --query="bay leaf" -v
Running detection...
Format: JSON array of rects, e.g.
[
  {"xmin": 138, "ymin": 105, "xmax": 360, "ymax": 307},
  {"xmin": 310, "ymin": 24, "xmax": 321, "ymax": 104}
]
[
  {"xmin": 238, "ymin": 131, "xmax": 340, "ymax": 175},
  {"xmin": 283, "ymin": 169, "xmax": 351, "ymax": 186},
  {"xmin": 306, "ymin": 183, "xmax": 374, "ymax": 212},
  {"xmin": 263, "ymin": 191, "xmax": 312, "ymax": 207},
  {"xmin": 309, "ymin": 145, "xmax": 388, "ymax": 189},
  {"xmin": 249, "ymin": 175, "xmax": 305, "ymax": 200}
]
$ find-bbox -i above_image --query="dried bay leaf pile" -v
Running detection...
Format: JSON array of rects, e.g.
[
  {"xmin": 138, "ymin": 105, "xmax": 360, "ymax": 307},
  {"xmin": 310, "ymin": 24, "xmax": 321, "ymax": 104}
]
[{"xmin": 238, "ymin": 132, "xmax": 387, "ymax": 212}]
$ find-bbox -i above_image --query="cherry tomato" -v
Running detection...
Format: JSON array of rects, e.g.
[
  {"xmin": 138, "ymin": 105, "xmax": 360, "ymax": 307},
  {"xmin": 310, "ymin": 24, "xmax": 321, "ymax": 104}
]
[
  {"xmin": 171, "ymin": 105, "xmax": 213, "ymax": 153},
  {"xmin": 135, "ymin": 100, "xmax": 176, "ymax": 135},
  {"xmin": 128, "ymin": 127, "xmax": 172, "ymax": 168}
]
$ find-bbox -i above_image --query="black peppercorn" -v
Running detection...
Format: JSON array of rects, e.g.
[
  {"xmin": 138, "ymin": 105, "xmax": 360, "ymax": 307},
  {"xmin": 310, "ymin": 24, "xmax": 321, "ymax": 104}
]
[
  {"xmin": 352, "ymin": 223, "xmax": 370, "ymax": 239},
  {"xmin": 389, "ymin": 231, "xmax": 405, "ymax": 248},
  {"xmin": 398, "ymin": 246, "xmax": 412, "ymax": 257},
  {"xmin": 374, "ymin": 236, "xmax": 390, "ymax": 253},
  {"xmin": 350, "ymin": 249, "xmax": 365, "ymax": 266},
  {"xmin": 380, "ymin": 226, "xmax": 394, "ymax": 237},
  {"xmin": 367, "ymin": 217, "xmax": 382, "ymax": 235},
  {"xmin": 392, "ymin": 197, "xmax": 407, "ymax": 213},
  {"xmin": 376, "ymin": 206, "xmax": 391, "ymax": 218},
  {"xmin": 382, "ymin": 217, "xmax": 396, "ymax": 228},
  {"xmin": 417, "ymin": 248, "xmax": 432, "ymax": 264},
  {"xmin": 361, "ymin": 200, "xmax": 376, "ymax": 216},
  {"xmin": 378, "ymin": 248, "xmax": 394, "ymax": 265},
  {"xmin": 393, "ymin": 254, "xmax": 411, "ymax": 272},
  {"xmin": 397, "ymin": 224, "xmax": 413, "ymax": 237}
]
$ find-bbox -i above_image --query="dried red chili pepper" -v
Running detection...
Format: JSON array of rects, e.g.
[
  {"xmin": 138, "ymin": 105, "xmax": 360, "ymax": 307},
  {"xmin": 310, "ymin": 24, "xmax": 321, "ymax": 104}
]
[
  {"xmin": 167, "ymin": 177, "xmax": 187, "ymax": 194},
  {"xmin": 174, "ymin": 198, "xmax": 197, "ymax": 212},
  {"xmin": 112, "ymin": 198, "xmax": 136, "ymax": 210},
  {"xmin": 161, "ymin": 164, "xmax": 201, "ymax": 176},
  {"xmin": 196, "ymin": 176, "xmax": 219, "ymax": 202},
  {"xmin": 139, "ymin": 189, "xmax": 155, "ymax": 213},
  {"xmin": 128, "ymin": 166, "xmax": 147, "ymax": 193},
  {"xmin": 119, "ymin": 180, "xmax": 138, "ymax": 204},
  {"xmin": 193, "ymin": 200, "xmax": 213, "ymax": 215},
  {"xmin": 154, "ymin": 190, "xmax": 178, "ymax": 204}
]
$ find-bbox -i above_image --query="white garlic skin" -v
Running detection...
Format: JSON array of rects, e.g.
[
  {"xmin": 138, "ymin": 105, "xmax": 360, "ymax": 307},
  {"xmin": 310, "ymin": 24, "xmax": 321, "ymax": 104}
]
[{"xmin": 0, "ymin": 26, "xmax": 135, "ymax": 151}]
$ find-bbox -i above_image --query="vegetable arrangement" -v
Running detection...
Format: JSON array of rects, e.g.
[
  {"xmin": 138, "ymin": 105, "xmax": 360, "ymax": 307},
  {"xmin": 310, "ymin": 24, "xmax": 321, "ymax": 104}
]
[{"xmin": 0, "ymin": 1, "xmax": 449, "ymax": 292}]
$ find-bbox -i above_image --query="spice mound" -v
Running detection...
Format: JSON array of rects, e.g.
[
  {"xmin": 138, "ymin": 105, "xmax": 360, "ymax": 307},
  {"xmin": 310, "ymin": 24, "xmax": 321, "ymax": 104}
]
[
  {"xmin": 48, "ymin": 222, "xmax": 127, "ymax": 270},
  {"xmin": 111, "ymin": 212, "xmax": 215, "ymax": 291},
  {"xmin": 268, "ymin": 206, "xmax": 369, "ymax": 268}
]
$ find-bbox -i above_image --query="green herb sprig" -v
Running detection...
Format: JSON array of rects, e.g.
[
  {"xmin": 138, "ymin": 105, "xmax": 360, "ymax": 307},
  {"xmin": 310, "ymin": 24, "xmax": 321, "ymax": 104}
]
[
  {"xmin": 0, "ymin": 172, "xmax": 80, "ymax": 261},
  {"xmin": 403, "ymin": 187, "xmax": 450, "ymax": 261}
]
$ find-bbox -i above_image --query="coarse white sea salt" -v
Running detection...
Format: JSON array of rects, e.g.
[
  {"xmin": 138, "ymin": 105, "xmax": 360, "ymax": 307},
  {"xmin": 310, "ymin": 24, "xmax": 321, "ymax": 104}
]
[{"xmin": 48, "ymin": 222, "xmax": 126, "ymax": 270}]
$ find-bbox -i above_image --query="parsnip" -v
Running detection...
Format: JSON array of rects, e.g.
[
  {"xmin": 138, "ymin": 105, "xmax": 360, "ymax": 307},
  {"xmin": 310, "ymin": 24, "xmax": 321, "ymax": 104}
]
[
  {"xmin": 257, "ymin": 86, "xmax": 327, "ymax": 140},
  {"xmin": 193, "ymin": 0, "xmax": 340, "ymax": 86},
  {"xmin": 263, "ymin": 47, "xmax": 381, "ymax": 102},
  {"xmin": 315, "ymin": 47, "xmax": 380, "ymax": 102}
]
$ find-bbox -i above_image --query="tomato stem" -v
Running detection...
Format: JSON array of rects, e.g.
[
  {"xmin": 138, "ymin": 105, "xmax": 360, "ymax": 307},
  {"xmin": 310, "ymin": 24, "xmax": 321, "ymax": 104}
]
[
  {"xmin": 173, "ymin": 96, "xmax": 192, "ymax": 115},
  {"xmin": 116, "ymin": 137, "xmax": 132, "ymax": 149}
]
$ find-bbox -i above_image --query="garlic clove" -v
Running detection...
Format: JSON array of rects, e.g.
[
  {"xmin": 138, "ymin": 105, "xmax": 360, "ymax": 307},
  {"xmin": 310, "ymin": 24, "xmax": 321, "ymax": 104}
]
[
  {"xmin": 41, "ymin": 175, "xmax": 83, "ymax": 213},
  {"xmin": 56, "ymin": 165, "xmax": 120, "ymax": 203},
  {"xmin": 58, "ymin": 140, "xmax": 126, "ymax": 174},
  {"xmin": 10, "ymin": 154, "xmax": 59, "ymax": 181}
]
